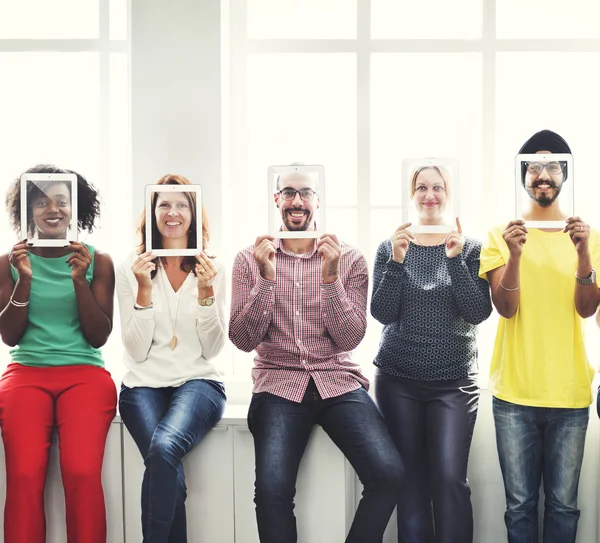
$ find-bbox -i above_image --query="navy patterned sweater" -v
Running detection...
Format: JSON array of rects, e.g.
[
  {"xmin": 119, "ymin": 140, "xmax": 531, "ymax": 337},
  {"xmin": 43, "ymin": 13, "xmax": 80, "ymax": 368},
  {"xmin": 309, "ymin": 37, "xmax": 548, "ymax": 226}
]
[{"xmin": 370, "ymin": 238, "xmax": 492, "ymax": 381}]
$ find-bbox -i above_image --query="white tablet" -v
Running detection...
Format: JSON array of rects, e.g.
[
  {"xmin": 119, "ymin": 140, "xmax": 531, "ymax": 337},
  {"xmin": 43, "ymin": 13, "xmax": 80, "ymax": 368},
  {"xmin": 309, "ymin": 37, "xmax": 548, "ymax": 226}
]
[
  {"xmin": 515, "ymin": 153, "xmax": 574, "ymax": 229},
  {"xmin": 268, "ymin": 165, "xmax": 326, "ymax": 239},
  {"xmin": 20, "ymin": 173, "xmax": 78, "ymax": 247},
  {"xmin": 145, "ymin": 184, "xmax": 202, "ymax": 257},
  {"xmin": 401, "ymin": 158, "xmax": 460, "ymax": 234}
]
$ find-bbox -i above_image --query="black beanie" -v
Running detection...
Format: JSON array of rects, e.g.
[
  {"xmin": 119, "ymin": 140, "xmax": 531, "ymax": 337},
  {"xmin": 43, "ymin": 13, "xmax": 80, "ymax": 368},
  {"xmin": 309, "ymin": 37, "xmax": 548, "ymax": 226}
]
[{"xmin": 519, "ymin": 129, "xmax": 571, "ymax": 185}]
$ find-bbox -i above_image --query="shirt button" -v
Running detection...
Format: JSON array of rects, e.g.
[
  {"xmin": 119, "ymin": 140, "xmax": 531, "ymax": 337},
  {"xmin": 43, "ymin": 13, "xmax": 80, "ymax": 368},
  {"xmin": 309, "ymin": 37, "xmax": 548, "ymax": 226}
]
[
  {"xmin": 269, "ymin": 286, "xmax": 273, "ymax": 290},
  {"xmin": 322, "ymin": 313, "xmax": 327, "ymax": 317},
  {"xmin": 295, "ymin": 282, "xmax": 300, "ymax": 287},
  {"xmin": 297, "ymin": 339, "xmax": 302, "ymax": 344},
  {"xmin": 263, "ymin": 311, "xmax": 267, "ymax": 315},
  {"xmin": 295, "ymin": 310, "xmax": 299, "ymax": 315},
  {"xmin": 302, "ymin": 360, "xmax": 307, "ymax": 365}
]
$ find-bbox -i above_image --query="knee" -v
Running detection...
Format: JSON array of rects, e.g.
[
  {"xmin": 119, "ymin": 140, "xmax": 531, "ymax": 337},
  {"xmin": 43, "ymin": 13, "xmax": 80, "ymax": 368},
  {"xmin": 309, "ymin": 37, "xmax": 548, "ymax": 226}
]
[
  {"xmin": 61, "ymin": 461, "xmax": 102, "ymax": 489},
  {"xmin": 7, "ymin": 462, "xmax": 47, "ymax": 492},
  {"xmin": 365, "ymin": 458, "xmax": 404, "ymax": 494},
  {"xmin": 254, "ymin": 470, "xmax": 296, "ymax": 505},
  {"xmin": 145, "ymin": 429, "xmax": 186, "ymax": 466}
]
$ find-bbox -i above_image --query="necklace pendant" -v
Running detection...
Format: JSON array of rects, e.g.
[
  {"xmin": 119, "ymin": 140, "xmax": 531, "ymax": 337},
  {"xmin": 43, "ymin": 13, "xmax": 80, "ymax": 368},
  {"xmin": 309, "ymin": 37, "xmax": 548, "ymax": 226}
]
[{"xmin": 170, "ymin": 335, "xmax": 178, "ymax": 350}]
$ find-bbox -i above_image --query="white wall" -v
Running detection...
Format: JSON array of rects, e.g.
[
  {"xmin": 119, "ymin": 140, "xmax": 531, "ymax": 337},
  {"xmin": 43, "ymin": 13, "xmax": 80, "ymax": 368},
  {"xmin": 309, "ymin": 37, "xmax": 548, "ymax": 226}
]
[{"xmin": 131, "ymin": 0, "xmax": 223, "ymax": 253}]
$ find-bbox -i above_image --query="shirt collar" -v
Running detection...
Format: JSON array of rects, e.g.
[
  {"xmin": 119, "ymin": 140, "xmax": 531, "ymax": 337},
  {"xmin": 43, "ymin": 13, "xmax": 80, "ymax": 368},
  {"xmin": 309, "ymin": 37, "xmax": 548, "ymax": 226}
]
[{"xmin": 277, "ymin": 237, "xmax": 318, "ymax": 258}]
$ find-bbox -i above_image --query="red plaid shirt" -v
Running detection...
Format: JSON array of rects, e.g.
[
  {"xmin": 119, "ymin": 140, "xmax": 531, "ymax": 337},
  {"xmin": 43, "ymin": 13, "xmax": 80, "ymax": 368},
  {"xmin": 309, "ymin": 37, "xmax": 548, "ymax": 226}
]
[{"xmin": 229, "ymin": 239, "xmax": 370, "ymax": 402}]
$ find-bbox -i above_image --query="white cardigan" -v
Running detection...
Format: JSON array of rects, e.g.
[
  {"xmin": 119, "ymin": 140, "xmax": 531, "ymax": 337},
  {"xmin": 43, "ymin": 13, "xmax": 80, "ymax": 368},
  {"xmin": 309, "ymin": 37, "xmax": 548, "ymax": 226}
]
[{"xmin": 116, "ymin": 252, "xmax": 226, "ymax": 388}]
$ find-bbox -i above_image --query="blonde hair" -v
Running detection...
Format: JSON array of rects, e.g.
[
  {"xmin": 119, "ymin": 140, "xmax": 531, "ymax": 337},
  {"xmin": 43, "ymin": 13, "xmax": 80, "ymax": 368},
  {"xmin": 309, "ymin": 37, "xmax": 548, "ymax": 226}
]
[{"xmin": 409, "ymin": 165, "xmax": 452, "ymax": 202}]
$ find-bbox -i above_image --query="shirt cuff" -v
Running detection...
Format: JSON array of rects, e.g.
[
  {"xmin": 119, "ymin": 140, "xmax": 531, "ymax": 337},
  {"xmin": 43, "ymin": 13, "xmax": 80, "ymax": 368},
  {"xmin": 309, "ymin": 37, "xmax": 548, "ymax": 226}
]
[
  {"xmin": 195, "ymin": 303, "xmax": 218, "ymax": 319},
  {"xmin": 320, "ymin": 277, "xmax": 345, "ymax": 299},
  {"xmin": 132, "ymin": 307, "xmax": 154, "ymax": 320},
  {"xmin": 385, "ymin": 257, "xmax": 405, "ymax": 274}
]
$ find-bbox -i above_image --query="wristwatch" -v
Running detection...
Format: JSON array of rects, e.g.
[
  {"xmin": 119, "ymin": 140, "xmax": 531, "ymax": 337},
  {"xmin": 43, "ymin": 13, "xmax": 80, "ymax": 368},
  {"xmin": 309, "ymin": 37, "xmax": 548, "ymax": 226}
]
[
  {"xmin": 198, "ymin": 296, "xmax": 215, "ymax": 307},
  {"xmin": 575, "ymin": 269, "xmax": 596, "ymax": 285}
]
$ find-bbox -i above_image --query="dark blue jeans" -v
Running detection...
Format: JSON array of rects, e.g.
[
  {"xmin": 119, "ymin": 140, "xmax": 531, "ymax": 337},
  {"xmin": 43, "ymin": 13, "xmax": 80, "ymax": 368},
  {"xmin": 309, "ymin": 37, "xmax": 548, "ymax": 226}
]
[
  {"xmin": 493, "ymin": 397, "xmax": 589, "ymax": 543},
  {"xmin": 375, "ymin": 371, "xmax": 479, "ymax": 543},
  {"xmin": 248, "ymin": 379, "xmax": 404, "ymax": 543},
  {"xmin": 119, "ymin": 379, "xmax": 226, "ymax": 543}
]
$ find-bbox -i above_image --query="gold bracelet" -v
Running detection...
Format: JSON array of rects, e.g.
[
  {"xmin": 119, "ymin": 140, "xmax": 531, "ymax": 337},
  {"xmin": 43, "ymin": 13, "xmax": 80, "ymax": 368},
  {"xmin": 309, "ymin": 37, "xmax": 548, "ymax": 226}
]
[{"xmin": 499, "ymin": 279, "xmax": 519, "ymax": 292}]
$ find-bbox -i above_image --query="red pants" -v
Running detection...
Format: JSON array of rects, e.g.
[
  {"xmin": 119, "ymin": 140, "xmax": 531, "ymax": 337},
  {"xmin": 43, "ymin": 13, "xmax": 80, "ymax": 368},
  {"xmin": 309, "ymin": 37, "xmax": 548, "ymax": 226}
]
[{"xmin": 0, "ymin": 363, "xmax": 117, "ymax": 543}]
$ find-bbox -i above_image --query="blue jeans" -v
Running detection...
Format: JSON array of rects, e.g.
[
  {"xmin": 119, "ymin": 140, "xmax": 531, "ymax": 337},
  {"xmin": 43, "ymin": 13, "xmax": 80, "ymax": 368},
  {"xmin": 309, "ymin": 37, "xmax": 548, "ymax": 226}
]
[
  {"xmin": 493, "ymin": 397, "xmax": 589, "ymax": 543},
  {"xmin": 119, "ymin": 379, "xmax": 226, "ymax": 543},
  {"xmin": 248, "ymin": 379, "xmax": 404, "ymax": 543},
  {"xmin": 375, "ymin": 371, "xmax": 479, "ymax": 543}
]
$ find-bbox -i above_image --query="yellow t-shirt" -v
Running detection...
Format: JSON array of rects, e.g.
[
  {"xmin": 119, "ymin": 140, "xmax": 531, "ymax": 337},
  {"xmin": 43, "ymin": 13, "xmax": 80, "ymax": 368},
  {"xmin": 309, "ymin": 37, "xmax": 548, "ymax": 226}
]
[{"xmin": 479, "ymin": 226, "xmax": 600, "ymax": 408}]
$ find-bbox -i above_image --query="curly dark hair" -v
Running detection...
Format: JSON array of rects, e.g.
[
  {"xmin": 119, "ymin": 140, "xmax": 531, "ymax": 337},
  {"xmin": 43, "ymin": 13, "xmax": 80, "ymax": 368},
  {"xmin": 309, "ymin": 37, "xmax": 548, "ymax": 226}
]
[{"xmin": 5, "ymin": 164, "xmax": 101, "ymax": 237}]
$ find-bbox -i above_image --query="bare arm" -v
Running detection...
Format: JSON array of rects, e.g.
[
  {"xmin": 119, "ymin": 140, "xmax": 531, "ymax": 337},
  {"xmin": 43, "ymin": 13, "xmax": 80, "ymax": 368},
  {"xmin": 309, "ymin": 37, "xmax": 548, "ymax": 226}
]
[
  {"xmin": 72, "ymin": 249, "xmax": 115, "ymax": 348},
  {"xmin": 0, "ymin": 242, "xmax": 33, "ymax": 346},
  {"xmin": 565, "ymin": 217, "xmax": 600, "ymax": 318}
]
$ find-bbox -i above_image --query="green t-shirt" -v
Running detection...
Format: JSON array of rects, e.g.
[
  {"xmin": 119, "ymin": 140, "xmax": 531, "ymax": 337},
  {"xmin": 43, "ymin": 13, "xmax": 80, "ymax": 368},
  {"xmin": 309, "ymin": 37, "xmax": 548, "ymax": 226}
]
[{"xmin": 9, "ymin": 245, "xmax": 104, "ymax": 368}]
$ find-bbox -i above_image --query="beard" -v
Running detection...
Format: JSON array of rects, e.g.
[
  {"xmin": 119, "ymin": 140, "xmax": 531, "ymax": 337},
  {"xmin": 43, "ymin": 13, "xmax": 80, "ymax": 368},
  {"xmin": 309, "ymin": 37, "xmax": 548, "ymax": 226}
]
[
  {"xmin": 525, "ymin": 179, "xmax": 562, "ymax": 208},
  {"xmin": 281, "ymin": 207, "xmax": 313, "ymax": 231}
]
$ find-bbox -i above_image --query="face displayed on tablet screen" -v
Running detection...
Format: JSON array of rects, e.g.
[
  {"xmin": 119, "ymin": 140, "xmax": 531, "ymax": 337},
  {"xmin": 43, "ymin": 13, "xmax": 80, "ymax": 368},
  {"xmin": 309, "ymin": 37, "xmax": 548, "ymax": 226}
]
[
  {"xmin": 153, "ymin": 191, "xmax": 194, "ymax": 247},
  {"xmin": 269, "ymin": 166, "xmax": 325, "ymax": 239},
  {"xmin": 275, "ymin": 172, "xmax": 319, "ymax": 232},
  {"xmin": 28, "ymin": 180, "xmax": 73, "ymax": 240},
  {"xmin": 401, "ymin": 158, "xmax": 459, "ymax": 234},
  {"xmin": 146, "ymin": 184, "xmax": 201, "ymax": 256},
  {"xmin": 514, "ymin": 153, "xmax": 573, "ymax": 227}
]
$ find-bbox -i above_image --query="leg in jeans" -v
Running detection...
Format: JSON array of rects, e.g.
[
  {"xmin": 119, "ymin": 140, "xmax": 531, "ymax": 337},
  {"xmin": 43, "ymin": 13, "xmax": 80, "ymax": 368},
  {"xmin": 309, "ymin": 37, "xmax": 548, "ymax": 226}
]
[
  {"xmin": 318, "ymin": 386, "xmax": 404, "ymax": 543},
  {"xmin": 0, "ymin": 364, "xmax": 54, "ymax": 543},
  {"xmin": 55, "ymin": 365, "xmax": 117, "ymax": 543},
  {"xmin": 121, "ymin": 379, "xmax": 225, "ymax": 543},
  {"xmin": 426, "ymin": 378, "xmax": 479, "ymax": 543},
  {"xmin": 119, "ymin": 386, "xmax": 188, "ymax": 543},
  {"xmin": 493, "ymin": 397, "xmax": 543, "ymax": 543},
  {"xmin": 375, "ymin": 372, "xmax": 433, "ymax": 543},
  {"xmin": 249, "ymin": 388, "xmax": 315, "ymax": 543},
  {"xmin": 542, "ymin": 407, "xmax": 588, "ymax": 543}
]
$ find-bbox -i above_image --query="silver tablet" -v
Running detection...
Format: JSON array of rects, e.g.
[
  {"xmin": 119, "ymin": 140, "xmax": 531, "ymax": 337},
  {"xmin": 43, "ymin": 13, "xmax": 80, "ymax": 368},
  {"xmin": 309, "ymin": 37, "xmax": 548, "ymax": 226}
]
[
  {"xmin": 20, "ymin": 173, "xmax": 78, "ymax": 247},
  {"xmin": 515, "ymin": 153, "xmax": 574, "ymax": 229},
  {"xmin": 145, "ymin": 184, "xmax": 202, "ymax": 257},
  {"xmin": 401, "ymin": 158, "xmax": 460, "ymax": 234},
  {"xmin": 268, "ymin": 165, "xmax": 326, "ymax": 239}
]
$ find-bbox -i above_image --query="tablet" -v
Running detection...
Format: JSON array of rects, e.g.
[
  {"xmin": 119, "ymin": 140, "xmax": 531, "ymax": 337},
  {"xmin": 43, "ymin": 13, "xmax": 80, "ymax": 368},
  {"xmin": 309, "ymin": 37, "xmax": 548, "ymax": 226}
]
[
  {"xmin": 515, "ymin": 153, "xmax": 573, "ymax": 229},
  {"xmin": 145, "ymin": 184, "xmax": 202, "ymax": 256},
  {"xmin": 268, "ymin": 165, "xmax": 326, "ymax": 239},
  {"xmin": 401, "ymin": 158, "xmax": 460, "ymax": 234},
  {"xmin": 20, "ymin": 173, "xmax": 78, "ymax": 247}
]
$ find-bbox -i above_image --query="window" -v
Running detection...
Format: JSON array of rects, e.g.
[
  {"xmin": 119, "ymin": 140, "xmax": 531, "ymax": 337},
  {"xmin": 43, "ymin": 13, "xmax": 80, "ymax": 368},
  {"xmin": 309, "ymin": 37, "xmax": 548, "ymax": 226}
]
[
  {"xmin": 223, "ymin": 0, "xmax": 600, "ymax": 386},
  {"xmin": 0, "ymin": 0, "xmax": 131, "ymax": 386}
]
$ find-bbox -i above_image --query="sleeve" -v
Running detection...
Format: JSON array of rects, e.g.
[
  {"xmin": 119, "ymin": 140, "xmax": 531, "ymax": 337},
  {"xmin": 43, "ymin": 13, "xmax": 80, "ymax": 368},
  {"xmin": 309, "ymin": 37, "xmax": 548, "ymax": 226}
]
[
  {"xmin": 228, "ymin": 250, "xmax": 275, "ymax": 353},
  {"xmin": 116, "ymin": 258, "xmax": 155, "ymax": 363},
  {"xmin": 370, "ymin": 240, "xmax": 405, "ymax": 325},
  {"xmin": 478, "ymin": 226, "xmax": 507, "ymax": 279},
  {"xmin": 321, "ymin": 250, "xmax": 368, "ymax": 351},
  {"xmin": 195, "ymin": 259, "xmax": 227, "ymax": 360},
  {"xmin": 447, "ymin": 240, "xmax": 493, "ymax": 325}
]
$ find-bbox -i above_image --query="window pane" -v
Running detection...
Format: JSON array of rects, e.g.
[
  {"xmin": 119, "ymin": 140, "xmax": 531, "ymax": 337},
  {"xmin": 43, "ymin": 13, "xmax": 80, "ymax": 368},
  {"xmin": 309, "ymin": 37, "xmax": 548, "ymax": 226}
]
[
  {"xmin": 241, "ymin": 53, "xmax": 356, "ymax": 251},
  {"xmin": 109, "ymin": 0, "xmax": 128, "ymax": 40},
  {"xmin": 247, "ymin": 0, "xmax": 356, "ymax": 39},
  {"xmin": 371, "ymin": 53, "xmax": 483, "ymax": 235},
  {"xmin": 370, "ymin": 208, "xmax": 401, "ymax": 257},
  {"xmin": 372, "ymin": 0, "xmax": 482, "ymax": 39},
  {"xmin": 496, "ymin": 53, "xmax": 600, "ymax": 229},
  {"xmin": 328, "ymin": 208, "xmax": 358, "ymax": 248},
  {"xmin": 0, "ymin": 0, "xmax": 99, "ymax": 39},
  {"xmin": 497, "ymin": 0, "xmax": 600, "ymax": 39},
  {"xmin": 0, "ymin": 53, "xmax": 101, "ymax": 200}
]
